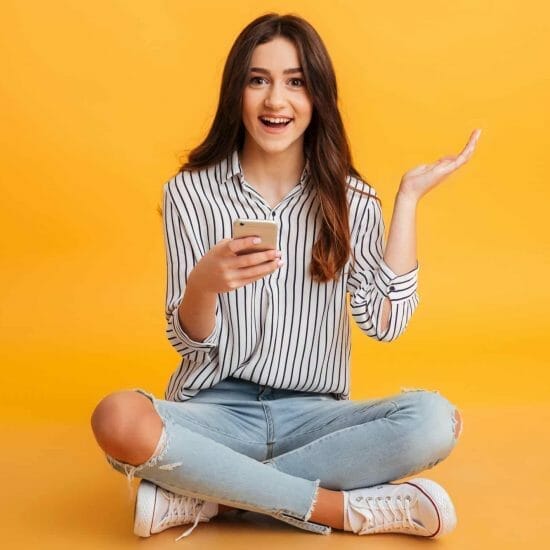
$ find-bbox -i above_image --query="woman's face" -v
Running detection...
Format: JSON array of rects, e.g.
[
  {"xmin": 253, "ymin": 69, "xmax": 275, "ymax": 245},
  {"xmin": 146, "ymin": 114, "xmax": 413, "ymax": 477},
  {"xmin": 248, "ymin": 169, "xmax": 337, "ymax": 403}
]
[{"xmin": 242, "ymin": 36, "xmax": 313, "ymax": 156}]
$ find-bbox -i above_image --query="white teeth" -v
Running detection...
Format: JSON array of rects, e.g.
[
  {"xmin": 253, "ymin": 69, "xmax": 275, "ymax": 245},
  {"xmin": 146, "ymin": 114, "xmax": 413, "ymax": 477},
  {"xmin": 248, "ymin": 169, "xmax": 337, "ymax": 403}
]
[{"xmin": 260, "ymin": 117, "xmax": 292, "ymax": 123}]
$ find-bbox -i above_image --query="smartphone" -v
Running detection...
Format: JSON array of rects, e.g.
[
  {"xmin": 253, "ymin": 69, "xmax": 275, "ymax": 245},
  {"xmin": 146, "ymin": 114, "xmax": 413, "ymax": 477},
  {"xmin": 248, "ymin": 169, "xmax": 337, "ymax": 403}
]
[{"xmin": 232, "ymin": 218, "xmax": 279, "ymax": 256}]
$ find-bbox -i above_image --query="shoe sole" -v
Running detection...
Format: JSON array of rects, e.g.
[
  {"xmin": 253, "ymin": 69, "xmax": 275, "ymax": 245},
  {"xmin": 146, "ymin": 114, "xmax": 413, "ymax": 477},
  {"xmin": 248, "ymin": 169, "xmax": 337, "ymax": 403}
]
[
  {"xmin": 133, "ymin": 480, "xmax": 157, "ymax": 537},
  {"xmin": 405, "ymin": 478, "xmax": 457, "ymax": 538}
]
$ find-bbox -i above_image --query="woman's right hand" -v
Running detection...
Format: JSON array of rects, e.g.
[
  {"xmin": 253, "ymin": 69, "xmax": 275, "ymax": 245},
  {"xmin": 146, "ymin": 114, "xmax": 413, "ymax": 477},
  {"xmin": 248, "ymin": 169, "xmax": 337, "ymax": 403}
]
[{"xmin": 188, "ymin": 237, "xmax": 284, "ymax": 295}]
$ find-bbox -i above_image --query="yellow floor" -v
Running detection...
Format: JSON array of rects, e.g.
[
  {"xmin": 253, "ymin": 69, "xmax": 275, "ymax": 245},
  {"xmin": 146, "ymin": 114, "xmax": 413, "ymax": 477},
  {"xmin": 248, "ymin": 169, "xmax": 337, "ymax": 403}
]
[{"xmin": 2, "ymin": 404, "xmax": 549, "ymax": 549}]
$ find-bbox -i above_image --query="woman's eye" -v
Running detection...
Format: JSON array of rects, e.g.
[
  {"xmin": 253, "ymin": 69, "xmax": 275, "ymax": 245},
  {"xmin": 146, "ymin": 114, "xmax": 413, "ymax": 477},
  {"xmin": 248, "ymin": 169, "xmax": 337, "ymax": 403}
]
[
  {"xmin": 249, "ymin": 77, "xmax": 266, "ymax": 85},
  {"xmin": 289, "ymin": 78, "xmax": 305, "ymax": 87},
  {"xmin": 248, "ymin": 76, "xmax": 305, "ymax": 88}
]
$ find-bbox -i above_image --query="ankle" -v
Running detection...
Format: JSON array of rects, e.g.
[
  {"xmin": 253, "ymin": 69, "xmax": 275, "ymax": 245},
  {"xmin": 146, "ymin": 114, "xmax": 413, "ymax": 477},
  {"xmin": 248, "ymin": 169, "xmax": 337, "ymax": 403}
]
[{"xmin": 309, "ymin": 488, "xmax": 345, "ymax": 530}]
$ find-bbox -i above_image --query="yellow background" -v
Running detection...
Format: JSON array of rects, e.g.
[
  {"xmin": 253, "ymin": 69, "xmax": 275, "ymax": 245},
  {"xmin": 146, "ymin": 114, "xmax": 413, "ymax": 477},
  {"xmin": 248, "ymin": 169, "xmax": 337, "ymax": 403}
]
[
  {"xmin": 3, "ymin": 0, "xmax": 547, "ymax": 420},
  {"xmin": 1, "ymin": 1, "xmax": 549, "ymax": 547}
]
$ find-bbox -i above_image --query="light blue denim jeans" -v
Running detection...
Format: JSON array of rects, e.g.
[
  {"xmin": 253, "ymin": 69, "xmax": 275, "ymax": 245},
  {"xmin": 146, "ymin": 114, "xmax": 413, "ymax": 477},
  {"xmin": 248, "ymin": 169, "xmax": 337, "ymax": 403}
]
[{"xmin": 104, "ymin": 377, "xmax": 462, "ymax": 535}]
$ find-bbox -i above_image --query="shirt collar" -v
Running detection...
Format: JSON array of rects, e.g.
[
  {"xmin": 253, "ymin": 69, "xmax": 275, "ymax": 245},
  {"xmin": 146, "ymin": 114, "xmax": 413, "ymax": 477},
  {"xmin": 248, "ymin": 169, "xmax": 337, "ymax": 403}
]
[{"xmin": 221, "ymin": 148, "xmax": 311, "ymax": 187}]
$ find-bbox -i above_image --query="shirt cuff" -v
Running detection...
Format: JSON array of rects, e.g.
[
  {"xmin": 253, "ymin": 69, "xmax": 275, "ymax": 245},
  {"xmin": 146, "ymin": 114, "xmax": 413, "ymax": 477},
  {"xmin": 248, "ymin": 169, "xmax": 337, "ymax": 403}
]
[
  {"xmin": 374, "ymin": 259, "xmax": 419, "ymax": 300},
  {"xmin": 171, "ymin": 307, "xmax": 219, "ymax": 349}
]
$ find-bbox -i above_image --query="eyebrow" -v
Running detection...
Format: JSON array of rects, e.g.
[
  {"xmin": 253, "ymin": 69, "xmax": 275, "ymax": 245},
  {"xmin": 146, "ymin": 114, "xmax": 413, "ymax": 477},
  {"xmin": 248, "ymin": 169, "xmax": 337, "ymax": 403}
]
[{"xmin": 249, "ymin": 67, "xmax": 303, "ymax": 75}]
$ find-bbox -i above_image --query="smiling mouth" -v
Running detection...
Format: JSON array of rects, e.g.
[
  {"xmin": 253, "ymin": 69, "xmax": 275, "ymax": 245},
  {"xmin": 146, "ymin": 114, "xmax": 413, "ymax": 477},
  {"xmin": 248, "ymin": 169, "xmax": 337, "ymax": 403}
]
[{"xmin": 258, "ymin": 117, "xmax": 293, "ymax": 128}]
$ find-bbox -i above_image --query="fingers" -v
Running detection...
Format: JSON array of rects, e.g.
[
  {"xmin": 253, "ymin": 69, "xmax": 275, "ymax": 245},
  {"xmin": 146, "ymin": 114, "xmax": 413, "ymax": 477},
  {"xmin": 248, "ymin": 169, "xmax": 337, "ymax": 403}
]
[
  {"xmin": 239, "ymin": 258, "xmax": 283, "ymax": 284},
  {"xmin": 402, "ymin": 128, "xmax": 482, "ymax": 185},
  {"xmin": 229, "ymin": 254, "xmax": 283, "ymax": 288},
  {"xmin": 458, "ymin": 128, "xmax": 482, "ymax": 159},
  {"xmin": 471, "ymin": 128, "xmax": 482, "ymax": 142},
  {"xmin": 405, "ymin": 164, "xmax": 431, "ymax": 178},
  {"xmin": 438, "ymin": 128, "xmax": 482, "ymax": 172},
  {"xmin": 226, "ymin": 236, "xmax": 264, "ymax": 256},
  {"xmin": 225, "ymin": 243, "xmax": 283, "ymax": 286},
  {"xmin": 232, "ymin": 247, "xmax": 281, "ymax": 268}
]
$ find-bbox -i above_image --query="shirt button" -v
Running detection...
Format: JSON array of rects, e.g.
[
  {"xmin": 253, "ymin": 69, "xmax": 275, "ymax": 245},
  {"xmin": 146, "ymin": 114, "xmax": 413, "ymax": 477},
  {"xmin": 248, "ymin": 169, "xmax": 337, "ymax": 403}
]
[{"xmin": 388, "ymin": 285, "xmax": 396, "ymax": 292}]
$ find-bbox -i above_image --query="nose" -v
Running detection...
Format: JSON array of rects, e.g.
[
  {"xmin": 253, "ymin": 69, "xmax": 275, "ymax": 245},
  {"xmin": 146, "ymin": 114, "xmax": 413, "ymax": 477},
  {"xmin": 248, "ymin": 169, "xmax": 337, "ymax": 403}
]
[{"xmin": 264, "ymin": 82, "xmax": 286, "ymax": 109}]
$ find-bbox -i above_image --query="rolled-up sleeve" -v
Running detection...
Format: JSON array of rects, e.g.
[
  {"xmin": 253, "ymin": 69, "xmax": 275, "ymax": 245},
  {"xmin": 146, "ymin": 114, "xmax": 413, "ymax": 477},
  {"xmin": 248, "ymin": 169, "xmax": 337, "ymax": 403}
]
[
  {"xmin": 346, "ymin": 195, "xmax": 420, "ymax": 342},
  {"xmin": 163, "ymin": 183, "xmax": 221, "ymax": 358}
]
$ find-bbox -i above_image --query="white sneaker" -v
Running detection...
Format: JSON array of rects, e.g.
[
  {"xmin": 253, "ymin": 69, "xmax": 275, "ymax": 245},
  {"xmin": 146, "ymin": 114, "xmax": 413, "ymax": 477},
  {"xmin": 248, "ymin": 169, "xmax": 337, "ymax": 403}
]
[
  {"xmin": 133, "ymin": 480, "xmax": 219, "ymax": 541},
  {"xmin": 343, "ymin": 478, "xmax": 457, "ymax": 538}
]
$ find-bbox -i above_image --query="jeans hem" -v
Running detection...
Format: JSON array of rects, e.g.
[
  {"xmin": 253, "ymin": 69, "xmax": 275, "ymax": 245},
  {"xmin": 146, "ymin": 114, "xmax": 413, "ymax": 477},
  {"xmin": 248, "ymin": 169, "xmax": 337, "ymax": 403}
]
[
  {"xmin": 303, "ymin": 478, "xmax": 320, "ymax": 523},
  {"xmin": 273, "ymin": 512, "xmax": 332, "ymax": 535},
  {"xmin": 271, "ymin": 478, "xmax": 331, "ymax": 535}
]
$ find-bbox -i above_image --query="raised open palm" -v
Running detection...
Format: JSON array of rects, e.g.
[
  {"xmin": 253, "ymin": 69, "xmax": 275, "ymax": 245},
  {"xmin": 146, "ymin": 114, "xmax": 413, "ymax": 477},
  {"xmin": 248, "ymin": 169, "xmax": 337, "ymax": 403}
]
[{"xmin": 399, "ymin": 128, "xmax": 482, "ymax": 201}]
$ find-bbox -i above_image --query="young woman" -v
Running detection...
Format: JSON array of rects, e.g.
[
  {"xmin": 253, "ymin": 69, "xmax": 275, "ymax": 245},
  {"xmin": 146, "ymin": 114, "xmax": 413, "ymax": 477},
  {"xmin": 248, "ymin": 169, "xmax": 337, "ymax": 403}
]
[{"xmin": 91, "ymin": 12, "xmax": 480, "ymax": 542}]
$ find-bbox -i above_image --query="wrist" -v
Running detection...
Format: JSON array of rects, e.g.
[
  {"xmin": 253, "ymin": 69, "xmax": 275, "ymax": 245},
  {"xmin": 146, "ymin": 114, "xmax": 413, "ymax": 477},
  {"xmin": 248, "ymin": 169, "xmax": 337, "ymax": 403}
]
[
  {"xmin": 395, "ymin": 189, "xmax": 419, "ymax": 208},
  {"xmin": 187, "ymin": 270, "xmax": 216, "ymax": 298}
]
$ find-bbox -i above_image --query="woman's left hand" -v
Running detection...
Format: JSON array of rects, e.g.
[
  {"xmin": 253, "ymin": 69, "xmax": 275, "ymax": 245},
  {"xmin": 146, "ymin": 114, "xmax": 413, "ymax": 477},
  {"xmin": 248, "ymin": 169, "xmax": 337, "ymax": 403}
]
[{"xmin": 398, "ymin": 128, "xmax": 482, "ymax": 202}]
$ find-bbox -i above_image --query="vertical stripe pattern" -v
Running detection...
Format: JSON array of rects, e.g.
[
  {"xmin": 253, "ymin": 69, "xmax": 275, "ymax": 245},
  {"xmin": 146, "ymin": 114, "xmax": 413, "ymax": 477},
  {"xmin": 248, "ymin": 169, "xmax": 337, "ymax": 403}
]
[{"xmin": 162, "ymin": 149, "xmax": 419, "ymax": 402}]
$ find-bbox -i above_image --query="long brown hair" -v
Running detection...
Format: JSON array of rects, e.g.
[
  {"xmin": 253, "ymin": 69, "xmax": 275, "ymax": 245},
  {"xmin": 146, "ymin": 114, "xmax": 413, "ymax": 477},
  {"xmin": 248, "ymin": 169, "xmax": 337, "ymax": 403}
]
[{"xmin": 168, "ymin": 12, "xmax": 381, "ymax": 283}]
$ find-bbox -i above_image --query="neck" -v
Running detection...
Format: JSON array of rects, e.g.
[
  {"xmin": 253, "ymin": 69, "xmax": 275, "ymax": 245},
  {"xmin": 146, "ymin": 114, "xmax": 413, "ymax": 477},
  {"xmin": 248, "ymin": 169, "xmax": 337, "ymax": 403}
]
[{"xmin": 240, "ymin": 139, "xmax": 306, "ymax": 191}]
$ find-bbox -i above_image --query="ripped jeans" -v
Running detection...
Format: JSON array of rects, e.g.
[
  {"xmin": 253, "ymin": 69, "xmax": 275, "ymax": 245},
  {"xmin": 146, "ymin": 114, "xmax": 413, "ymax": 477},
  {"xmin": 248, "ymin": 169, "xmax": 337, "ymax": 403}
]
[{"xmin": 104, "ymin": 377, "xmax": 462, "ymax": 536}]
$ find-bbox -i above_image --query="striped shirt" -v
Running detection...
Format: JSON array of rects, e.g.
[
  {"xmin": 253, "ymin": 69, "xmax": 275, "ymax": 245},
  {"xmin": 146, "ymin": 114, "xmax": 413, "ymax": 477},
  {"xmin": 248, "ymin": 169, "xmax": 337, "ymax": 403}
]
[{"xmin": 162, "ymin": 148, "xmax": 419, "ymax": 402}]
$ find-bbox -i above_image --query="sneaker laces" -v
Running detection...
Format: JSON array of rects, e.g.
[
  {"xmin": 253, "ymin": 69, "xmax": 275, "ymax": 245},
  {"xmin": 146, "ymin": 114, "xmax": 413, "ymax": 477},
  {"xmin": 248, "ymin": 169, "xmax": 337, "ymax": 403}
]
[
  {"xmin": 354, "ymin": 494, "xmax": 418, "ymax": 535},
  {"xmin": 157, "ymin": 489, "xmax": 208, "ymax": 541}
]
